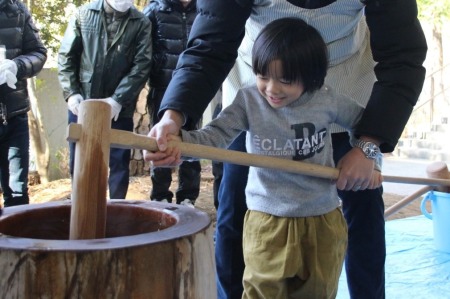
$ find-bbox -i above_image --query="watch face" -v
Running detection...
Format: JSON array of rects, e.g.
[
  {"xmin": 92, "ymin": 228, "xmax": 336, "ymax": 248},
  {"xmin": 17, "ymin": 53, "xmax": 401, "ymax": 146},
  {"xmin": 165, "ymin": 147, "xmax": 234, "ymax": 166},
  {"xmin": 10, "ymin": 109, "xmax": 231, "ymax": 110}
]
[{"xmin": 363, "ymin": 143, "xmax": 379, "ymax": 159}]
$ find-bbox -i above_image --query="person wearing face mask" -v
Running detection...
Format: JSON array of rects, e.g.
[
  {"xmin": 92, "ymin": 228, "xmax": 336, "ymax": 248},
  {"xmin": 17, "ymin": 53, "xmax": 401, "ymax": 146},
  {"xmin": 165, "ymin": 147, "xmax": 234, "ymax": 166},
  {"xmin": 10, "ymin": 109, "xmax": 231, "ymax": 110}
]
[
  {"xmin": 58, "ymin": 0, "xmax": 152, "ymax": 199},
  {"xmin": 0, "ymin": 0, "xmax": 47, "ymax": 208}
]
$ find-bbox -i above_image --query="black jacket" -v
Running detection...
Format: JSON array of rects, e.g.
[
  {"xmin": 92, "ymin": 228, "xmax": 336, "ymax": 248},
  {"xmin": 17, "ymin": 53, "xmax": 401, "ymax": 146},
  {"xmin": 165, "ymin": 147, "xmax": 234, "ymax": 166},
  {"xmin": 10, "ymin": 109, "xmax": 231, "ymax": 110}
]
[
  {"xmin": 158, "ymin": 0, "xmax": 427, "ymax": 152},
  {"xmin": 143, "ymin": 0, "xmax": 197, "ymax": 90},
  {"xmin": 58, "ymin": 0, "xmax": 152, "ymax": 118},
  {"xmin": 0, "ymin": 0, "xmax": 47, "ymax": 119}
]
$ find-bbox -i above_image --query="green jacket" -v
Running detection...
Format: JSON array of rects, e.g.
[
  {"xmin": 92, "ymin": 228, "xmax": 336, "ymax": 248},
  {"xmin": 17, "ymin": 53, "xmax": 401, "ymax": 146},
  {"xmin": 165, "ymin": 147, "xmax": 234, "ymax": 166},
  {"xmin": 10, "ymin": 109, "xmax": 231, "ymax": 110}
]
[{"xmin": 58, "ymin": 0, "xmax": 152, "ymax": 118}]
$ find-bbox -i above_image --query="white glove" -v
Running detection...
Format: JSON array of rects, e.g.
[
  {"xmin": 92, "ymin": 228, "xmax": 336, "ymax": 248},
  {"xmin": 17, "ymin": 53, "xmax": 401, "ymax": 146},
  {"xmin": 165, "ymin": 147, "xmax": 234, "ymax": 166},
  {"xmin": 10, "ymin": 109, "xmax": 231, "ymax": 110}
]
[
  {"xmin": 101, "ymin": 97, "xmax": 122, "ymax": 121},
  {"xmin": 0, "ymin": 71, "xmax": 4, "ymax": 86},
  {"xmin": 0, "ymin": 60, "xmax": 18, "ymax": 89},
  {"xmin": 4, "ymin": 70, "xmax": 17, "ymax": 89},
  {"xmin": 0, "ymin": 59, "xmax": 18, "ymax": 76},
  {"xmin": 68, "ymin": 94, "xmax": 83, "ymax": 115}
]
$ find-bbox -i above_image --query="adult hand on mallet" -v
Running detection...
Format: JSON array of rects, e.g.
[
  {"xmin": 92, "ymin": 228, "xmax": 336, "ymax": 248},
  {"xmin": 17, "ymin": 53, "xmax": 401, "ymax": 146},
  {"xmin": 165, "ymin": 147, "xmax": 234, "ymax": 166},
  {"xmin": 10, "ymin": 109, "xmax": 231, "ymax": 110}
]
[
  {"xmin": 335, "ymin": 147, "xmax": 379, "ymax": 191},
  {"xmin": 144, "ymin": 109, "xmax": 185, "ymax": 167}
]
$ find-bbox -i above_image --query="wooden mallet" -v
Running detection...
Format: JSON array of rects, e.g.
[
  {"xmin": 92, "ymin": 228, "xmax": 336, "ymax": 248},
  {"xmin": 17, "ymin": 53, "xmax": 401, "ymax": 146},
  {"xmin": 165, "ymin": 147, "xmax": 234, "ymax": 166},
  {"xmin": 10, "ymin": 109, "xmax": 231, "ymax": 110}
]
[
  {"xmin": 68, "ymin": 101, "xmax": 450, "ymax": 238},
  {"xmin": 68, "ymin": 123, "xmax": 450, "ymax": 188},
  {"xmin": 69, "ymin": 100, "xmax": 111, "ymax": 240},
  {"xmin": 384, "ymin": 161, "xmax": 450, "ymax": 218},
  {"xmin": 426, "ymin": 161, "xmax": 450, "ymax": 193}
]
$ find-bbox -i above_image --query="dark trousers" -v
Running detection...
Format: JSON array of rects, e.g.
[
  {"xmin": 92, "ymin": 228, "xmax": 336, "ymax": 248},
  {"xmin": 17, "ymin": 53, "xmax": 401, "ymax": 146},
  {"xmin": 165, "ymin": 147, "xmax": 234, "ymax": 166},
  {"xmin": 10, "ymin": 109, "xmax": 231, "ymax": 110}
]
[
  {"xmin": 68, "ymin": 111, "xmax": 132, "ymax": 199},
  {"xmin": 332, "ymin": 132, "xmax": 386, "ymax": 299},
  {"xmin": 0, "ymin": 114, "xmax": 29, "ymax": 207},
  {"xmin": 215, "ymin": 131, "xmax": 386, "ymax": 299},
  {"xmin": 150, "ymin": 160, "xmax": 201, "ymax": 204},
  {"xmin": 212, "ymin": 160, "xmax": 223, "ymax": 209},
  {"xmin": 149, "ymin": 88, "xmax": 202, "ymax": 203}
]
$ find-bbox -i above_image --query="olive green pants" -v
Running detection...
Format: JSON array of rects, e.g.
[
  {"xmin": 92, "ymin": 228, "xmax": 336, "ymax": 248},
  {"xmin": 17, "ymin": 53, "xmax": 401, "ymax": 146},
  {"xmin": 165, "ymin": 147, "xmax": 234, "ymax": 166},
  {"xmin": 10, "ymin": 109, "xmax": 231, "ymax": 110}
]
[{"xmin": 242, "ymin": 208, "xmax": 348, "ymax": 299}]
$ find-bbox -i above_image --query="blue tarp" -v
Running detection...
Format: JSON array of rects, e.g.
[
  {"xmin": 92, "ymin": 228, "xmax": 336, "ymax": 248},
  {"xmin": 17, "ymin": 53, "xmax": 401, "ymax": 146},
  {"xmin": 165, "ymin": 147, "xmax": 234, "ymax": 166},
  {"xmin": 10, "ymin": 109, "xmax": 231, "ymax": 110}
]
[{"xmin": 337, "ymin": 215, "xmax": 450, "ymax": 299}]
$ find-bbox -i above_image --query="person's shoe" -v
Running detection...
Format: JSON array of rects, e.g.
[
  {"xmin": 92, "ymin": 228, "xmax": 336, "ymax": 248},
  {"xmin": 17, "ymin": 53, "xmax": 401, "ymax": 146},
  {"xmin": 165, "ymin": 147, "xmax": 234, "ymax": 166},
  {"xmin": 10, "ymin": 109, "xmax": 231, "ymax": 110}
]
[{"xmin": 179, "ymin": 199, "xmax": 195, "ymax": 208}]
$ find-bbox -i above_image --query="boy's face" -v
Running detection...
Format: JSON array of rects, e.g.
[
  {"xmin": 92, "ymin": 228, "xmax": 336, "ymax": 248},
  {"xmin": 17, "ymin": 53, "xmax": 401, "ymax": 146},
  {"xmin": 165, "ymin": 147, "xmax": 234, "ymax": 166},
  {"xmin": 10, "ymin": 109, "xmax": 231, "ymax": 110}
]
[{"xmin": 256, "ymin": 60, "xmax": 305, "ymax": 109}]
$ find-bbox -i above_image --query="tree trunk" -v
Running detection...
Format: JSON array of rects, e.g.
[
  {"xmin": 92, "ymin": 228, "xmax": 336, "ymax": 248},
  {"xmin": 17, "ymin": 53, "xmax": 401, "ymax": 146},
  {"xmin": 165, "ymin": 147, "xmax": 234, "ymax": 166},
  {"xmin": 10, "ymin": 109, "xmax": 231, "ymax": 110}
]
[{"xmin": 28, "ymin": 78, "xmax": 50, "ymax": 183}]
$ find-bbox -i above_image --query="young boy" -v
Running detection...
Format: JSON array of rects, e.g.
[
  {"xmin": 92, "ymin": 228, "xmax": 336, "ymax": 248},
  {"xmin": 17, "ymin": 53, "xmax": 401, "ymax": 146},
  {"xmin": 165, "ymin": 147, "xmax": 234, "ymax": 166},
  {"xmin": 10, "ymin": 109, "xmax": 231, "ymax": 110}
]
[{"xmin": 147, "ymin": 18, "xmax": 382, "ymax": 298}]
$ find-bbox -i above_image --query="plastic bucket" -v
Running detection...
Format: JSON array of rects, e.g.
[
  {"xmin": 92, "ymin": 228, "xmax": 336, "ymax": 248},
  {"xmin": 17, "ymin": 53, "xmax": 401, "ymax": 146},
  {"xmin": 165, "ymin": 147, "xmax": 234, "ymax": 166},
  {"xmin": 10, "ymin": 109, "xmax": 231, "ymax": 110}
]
[{"xmin": 421, "ymin": 190, "xmax": 450, "ymax": 253}]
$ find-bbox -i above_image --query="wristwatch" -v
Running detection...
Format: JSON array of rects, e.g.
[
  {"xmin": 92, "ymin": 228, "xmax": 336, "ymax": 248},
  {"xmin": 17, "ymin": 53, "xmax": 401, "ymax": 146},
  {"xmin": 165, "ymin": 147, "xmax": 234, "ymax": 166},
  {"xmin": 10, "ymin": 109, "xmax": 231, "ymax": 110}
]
[{"xmin": 353, "ymin": 139, "xmax": 381, "ymax": 160}]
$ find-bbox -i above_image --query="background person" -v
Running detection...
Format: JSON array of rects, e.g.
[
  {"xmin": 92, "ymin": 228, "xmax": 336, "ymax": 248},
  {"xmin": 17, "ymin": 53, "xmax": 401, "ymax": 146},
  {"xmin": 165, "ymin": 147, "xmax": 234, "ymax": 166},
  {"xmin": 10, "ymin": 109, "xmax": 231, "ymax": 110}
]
[
  {"xmin": 58, "ymin": 0, "xmax": 152, "ymax": 199},
  {"xmin": 0, "ymin": 0, "xmax": 47, "ymax": 207},
  {"xmin": 143, "ymin": 0, "xmax": 200, "ymax": 207}
]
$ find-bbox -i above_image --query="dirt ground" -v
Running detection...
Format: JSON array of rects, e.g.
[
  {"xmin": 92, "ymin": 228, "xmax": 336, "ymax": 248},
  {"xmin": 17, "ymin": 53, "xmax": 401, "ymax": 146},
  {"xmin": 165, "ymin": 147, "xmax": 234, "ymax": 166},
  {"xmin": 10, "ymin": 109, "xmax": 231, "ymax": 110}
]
[{"xmin": 21, "ymin": 162, "xmax": 423, "ymax": 223}]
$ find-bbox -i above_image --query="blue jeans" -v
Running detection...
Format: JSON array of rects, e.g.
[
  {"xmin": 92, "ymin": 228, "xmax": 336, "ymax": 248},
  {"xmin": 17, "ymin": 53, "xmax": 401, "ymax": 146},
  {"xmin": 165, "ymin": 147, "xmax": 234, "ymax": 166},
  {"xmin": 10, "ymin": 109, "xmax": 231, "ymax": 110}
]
[
  {"xmin": 216, "ymin": 132, "xmax": 248, "ymax": 299},
  {"xmin": 215, "ymin": 132, "xmax": 385, "ymax": 299},
  {"xmin": 150, "ymin": 160, "xmax": 201, "ymax": 204},
  {"xmin": 212, "ymin": 102, "xmax": 223, "ymax": 210},
  {"xmin": 68, "ymin": 111, "xmax": 132, "ymax": 199},
  {"xmin": 0, "ymin": 113, "xmax": 30, "ymax": 207}
]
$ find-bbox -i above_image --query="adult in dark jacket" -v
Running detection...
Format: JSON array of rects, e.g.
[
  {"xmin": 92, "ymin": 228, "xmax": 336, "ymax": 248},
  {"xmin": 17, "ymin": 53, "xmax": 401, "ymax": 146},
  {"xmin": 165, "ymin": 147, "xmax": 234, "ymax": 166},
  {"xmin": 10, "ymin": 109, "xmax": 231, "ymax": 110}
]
[
  {"xmin": 143, "ymin": 0, "xmax": 200, "ymax": 207},
  {"xmin": 0, "ymin": 0, "xmax": 47, "ymax": 207},
  {"xmin": 144, "ymin": 0, "xmax": 428, "ymax": 298},
  {"xmin": 58, "ymin": 0, "xmax": 152, "ymax": 199}
]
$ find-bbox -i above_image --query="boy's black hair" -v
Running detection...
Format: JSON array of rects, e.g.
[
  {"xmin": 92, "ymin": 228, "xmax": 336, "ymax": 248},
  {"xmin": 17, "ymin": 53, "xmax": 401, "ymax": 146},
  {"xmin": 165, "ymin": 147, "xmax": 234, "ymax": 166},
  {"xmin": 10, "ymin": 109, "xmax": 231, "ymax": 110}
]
[{"xmin": 252, "ymin": 17, "xmax": 328, "ymax": 93}]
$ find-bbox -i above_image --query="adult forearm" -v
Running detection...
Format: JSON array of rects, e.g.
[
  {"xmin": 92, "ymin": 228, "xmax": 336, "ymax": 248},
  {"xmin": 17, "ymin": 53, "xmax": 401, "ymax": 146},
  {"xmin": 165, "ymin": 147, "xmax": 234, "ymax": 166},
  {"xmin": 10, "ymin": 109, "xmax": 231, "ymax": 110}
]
[
  {"xmin": 357, "ymin": 0, "xmax": 427, "ymax": 152},
  {"xmin": 158, "ymin": 0, "xmax": 253, "ymax": 125}
]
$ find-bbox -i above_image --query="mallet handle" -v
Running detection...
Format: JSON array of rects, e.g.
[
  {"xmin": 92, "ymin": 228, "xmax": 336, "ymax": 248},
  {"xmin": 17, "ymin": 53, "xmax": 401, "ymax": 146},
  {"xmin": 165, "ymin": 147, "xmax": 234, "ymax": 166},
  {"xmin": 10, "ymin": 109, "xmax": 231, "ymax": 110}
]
[
  {"xmin": 66, "ymin": 124, "xmax": 450, "ymax": 187},
  {"xmin": 384, "ymin": 185, "xmax": 433, "ymax": 219},
  {"xmin": 69, "ymin": 103, "xmax": 110, "ymax": 240}
]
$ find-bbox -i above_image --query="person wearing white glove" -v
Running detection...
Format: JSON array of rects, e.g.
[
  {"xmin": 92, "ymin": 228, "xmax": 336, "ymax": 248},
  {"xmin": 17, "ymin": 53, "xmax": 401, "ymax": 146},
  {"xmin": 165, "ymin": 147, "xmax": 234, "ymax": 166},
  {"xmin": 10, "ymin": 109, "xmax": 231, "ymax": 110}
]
[
  {"xmin": 0, "ymin": 0, "xmax": 48, "ymax": 209},
  {"xmin": 58, "ymin": 0, "xmax": 151, "ymax": 200},
  {"xmin": 67, "ymin": 94, "xmax": 83, "ymax": 115},
  {"xmin": 0, "ymin": 59, "xmax": 18, "ymax": 89}
]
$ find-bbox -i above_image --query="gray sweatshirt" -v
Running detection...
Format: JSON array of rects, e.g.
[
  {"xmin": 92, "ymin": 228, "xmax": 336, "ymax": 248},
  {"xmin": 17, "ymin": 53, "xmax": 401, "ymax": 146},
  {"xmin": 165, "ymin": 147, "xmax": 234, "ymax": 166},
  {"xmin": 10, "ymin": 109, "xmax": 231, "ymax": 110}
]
[{"xmin": 181, "ymin": 85, "xmax": 363, "ymax": 217}]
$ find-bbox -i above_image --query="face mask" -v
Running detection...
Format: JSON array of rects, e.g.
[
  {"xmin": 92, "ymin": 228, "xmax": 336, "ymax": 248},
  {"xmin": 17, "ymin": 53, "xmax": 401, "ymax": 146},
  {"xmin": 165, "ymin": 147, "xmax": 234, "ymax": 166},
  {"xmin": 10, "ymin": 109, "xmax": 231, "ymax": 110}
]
[{"xmin": 107, "ymin": 0, "xmax": 133, "ymax": 12}]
